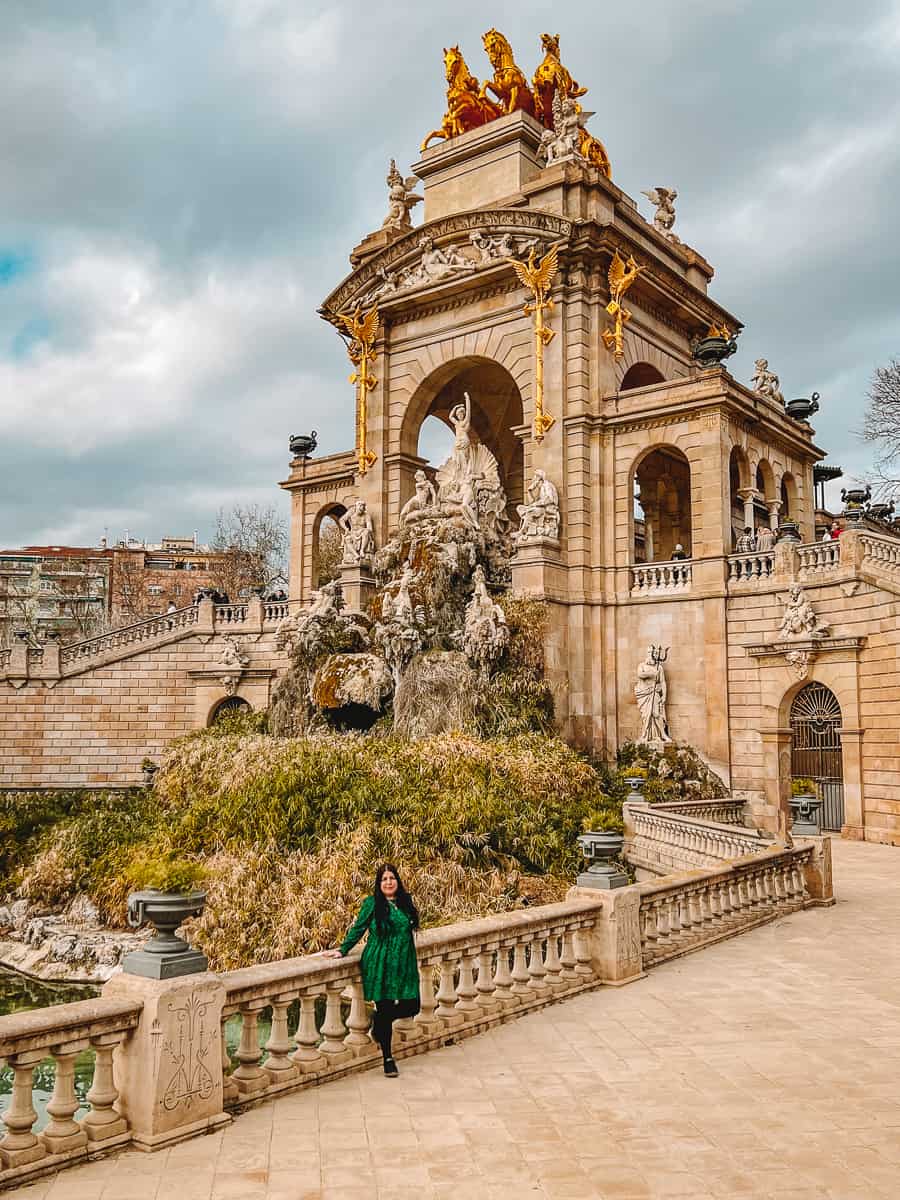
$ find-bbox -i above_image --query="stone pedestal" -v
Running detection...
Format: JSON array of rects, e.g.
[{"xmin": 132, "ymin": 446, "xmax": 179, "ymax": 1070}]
[
  {"xmin": 566, "ymin": 888, "xmax": 645, "ymax": 986},
  {"xmin": 510, "ymin": 538, "xmax": 565, "ymax": 600},
  {"xmin": 102, "ymin": 972, "xmax": 230, "ymax": 1150},
  {"xmin": 339, "ymin": 562, "xmax": 376, "ymax": 613},
  {"xmin": 349, "ymin": 227, "xmax": 404, "ymax": 268}
]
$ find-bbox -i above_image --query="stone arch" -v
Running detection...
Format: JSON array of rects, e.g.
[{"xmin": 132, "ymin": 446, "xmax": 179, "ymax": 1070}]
[
  {"xmin": 620, "ymin": 362, "xmax": 666, "ymax": 391},
  {"xmin": 398, "ymin": 355, "xmax": 526, "ymax": 507},
  {"xmin": 729, "ymin": 445, "xmax": 752, "ymax": 545},
  {"xmin": 311, "ymin": 502, "xmax": 347, "ymax": 587},
  {"xmin": 631, "ymin": 443, "xmax": 693, "ymax": 562},
  {"xmin": 755, "ymin": 458, "xmax": 776, "ymax": 503},
  {"xmin": 616, "ymin": 330, "xmax": 683, "ymax": 388},
  {"xmin": 780, "ymin": 471, "xmax": 798, "ymax": 519},
  {"xmin": 208, "ymin": 695, "xmax": 251, "ymax": 726}
]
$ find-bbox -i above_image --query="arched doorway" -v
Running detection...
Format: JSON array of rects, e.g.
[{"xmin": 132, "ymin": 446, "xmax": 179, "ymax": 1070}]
[
  {"xmin": 312, "ymin": 504, "xmax": 346, "ymax": 587},
  {"xmin": 209, "ymin": 696, "xmax": 251, "ymax": 725},
  {"xmin": 633, "ymin": 446, "xmax": 692, "ymax": 562},
  {"xmin": 621, "ymin": 362, "xmax": 665, "ymax": 391},
  {"xmin": 790, "ymin": 683, "xmax": 844, "ymax": 830}
]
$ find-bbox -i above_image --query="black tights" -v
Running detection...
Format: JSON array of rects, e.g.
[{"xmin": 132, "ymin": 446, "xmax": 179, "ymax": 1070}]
[{"xmin": 371, "ymin": 999, "xmax": 419, "ymax": 1060}]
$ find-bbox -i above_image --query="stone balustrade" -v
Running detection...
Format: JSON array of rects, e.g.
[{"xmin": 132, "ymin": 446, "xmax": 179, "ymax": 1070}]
[
  {"xmin": 638, "ymin": 843, "xmax": 815, "ymax": 968},
  {"xmin": 59, "ymin": 606, "xmax": 199, "ymax": 668},
  {"xmin": 218, "ymin": 900, "xmax": 605, "ymax": 1110},
  {"xmin": 630, "ymin": 559, "xmax": 692, "ymax": 597},
  {"xmin": 797, "ymin": 540, "xmax": 841, "ymax": 575},
  {"xmin": 263, "ymin": 601, "xmax": 290, "ymax": 623},
  {"xmin": 0, "ymin": 997, "xmax": 141, "ymax": 1187},
  {"xmin": 651, "ymin": 797, "xmax": 747, "ymax": 825},
  {"xmin": 624, "ymin": 801, "xmax": 773, "ymax": 877},
  {"xmin": 860, "ymin": 531, "xmax": 900, "ymax": 576},
  {"xmin": 213, "ymin": 604, "xmax": 249, "ymax": 625},
  {"xmin": 727, "ymin": 550, "xmax": 774, "ymax": 582}
]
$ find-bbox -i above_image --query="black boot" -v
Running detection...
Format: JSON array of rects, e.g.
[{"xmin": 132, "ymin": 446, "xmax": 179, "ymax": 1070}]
[{"xmin": 383, "ymin": 1055, "xmax": 399, "ymax": 1077}]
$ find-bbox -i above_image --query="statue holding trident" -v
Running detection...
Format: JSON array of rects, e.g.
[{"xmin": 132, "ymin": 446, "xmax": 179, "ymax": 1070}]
[{"xmin": 635, "ymin": 645, "xmax": 671, "ymax": 745}]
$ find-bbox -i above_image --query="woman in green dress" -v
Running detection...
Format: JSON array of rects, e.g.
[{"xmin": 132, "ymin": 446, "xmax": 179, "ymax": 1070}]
[{"xmin": 324, "ymin": 863, "xmax": 420, "ymax": 1076}]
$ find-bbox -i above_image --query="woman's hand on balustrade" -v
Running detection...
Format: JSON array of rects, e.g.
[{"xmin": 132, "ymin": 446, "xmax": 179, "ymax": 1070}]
[{"xmin": 320, "ymin": 948, "xmax": 343, "ymax": 958}]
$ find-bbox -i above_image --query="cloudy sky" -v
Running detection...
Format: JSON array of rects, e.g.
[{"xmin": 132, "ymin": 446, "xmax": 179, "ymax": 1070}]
[{"xmin": 2, "ymin": 0, "xmax": 899, "ymax": 548}]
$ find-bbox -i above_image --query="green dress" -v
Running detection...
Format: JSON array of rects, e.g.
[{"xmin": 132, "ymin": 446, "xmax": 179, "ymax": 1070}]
[{"xmin": 339, "ymin": 896, "xmax": 420, "ymax": 1003}]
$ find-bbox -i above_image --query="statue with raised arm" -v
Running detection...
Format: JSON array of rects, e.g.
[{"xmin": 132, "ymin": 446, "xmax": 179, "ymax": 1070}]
[
  {"xmin": 751, "ymin": 358, "xmax": 785, "ymax": 405},
  {"xmin": 382, "ymin": 159, "xmax": 422, "ymax": 234},
  {"xmin": 641, "ymin": 187, "xmax": 679, "ymax": 241},
  {"xmin": 399, "ymin": 470, "xmax": 438, "ymax": 526},
  {"xmin": 635, "ymin": 645, "xmax": 671, "ymax": 744},
  {"xmin": 339, "ymin": 500, "xmax": 376, "ymax": 566}
]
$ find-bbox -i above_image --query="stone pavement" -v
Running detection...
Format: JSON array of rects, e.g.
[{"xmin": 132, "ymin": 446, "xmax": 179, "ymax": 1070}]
[{"xmin": 8, "ymin": 838, "xmax": 900, "ymax": 1200}]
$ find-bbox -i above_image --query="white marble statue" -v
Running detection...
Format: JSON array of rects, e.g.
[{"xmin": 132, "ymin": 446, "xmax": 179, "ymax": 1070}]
[
  {"xmin": 538, "ymin": 94, "xmax": 589, "ymax": 166},
  {"xmin": 399, "ymin": 469, "xmax": 438, "ymax": 526},
  {"xmin": 515, "ymin": 470, "xmax": 561, "ymax": 542},
  {"xmin": 218, "ymin": 636, "xmax": 248, "ymax": 670},
  {"xmin": 778, "ymin": 584, "xmax": 829, "ymax": 640},
  {"xmin": 415, "ymin": 235, "xmax": 476, "ymax": 285},
  {"xmin": 307, "ymin": 579, "xmax": 343, "ymax": 619},
  {"xmin": 382, "ymin": 159, "xmax": 422, "ymax": 234},
  {"xmin": 339, "ymin": 500, "xmax": 376, "ymax": 566},
  {"xmin": 641, "ymin": 187, "xmax": 679, "ymax": 242},
  {"xmin": 433, "ymin": 391, "xmax": 505, "ymax": 534},
  {"xmin": 463, "ymin": 565, "xmax": 509, "ymax": 675},
  {"xmin": 469, "ymin": 228, "xmax": 537, "ymax": 265},
  {"xmin": 751, "ymin": 358, "xmax": 785, "ymax": 405},
  {"xmin": 635, "ymin": 645, "xmax": 671, "ymax": 744}
]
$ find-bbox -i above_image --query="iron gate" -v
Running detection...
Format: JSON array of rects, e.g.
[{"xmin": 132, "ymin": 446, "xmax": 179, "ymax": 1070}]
[{"xmin": 790, "ymin": 682, "xmax": 844, "ymax": 831}]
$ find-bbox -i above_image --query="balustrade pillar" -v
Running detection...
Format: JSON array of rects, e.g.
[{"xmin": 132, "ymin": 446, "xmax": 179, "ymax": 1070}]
[
  {"xmin": 435, "ymin": 957, "xmax": 464, "ymax": 1026},
  {"xmin": 291, "ymin": 993, "xmax": 325, "ymax": 1073},
  {"xmin": 415, "ymin": 964, "xmax": 445, "ymax": 1033},
  {"xmin": 83, "ymin": 1033, "xmax": 129, "ymax": 1142},
  {"xmin": 0, "ymin": 1051, "xmax": 46, "ymax": 1167},
  {"xmin": 42, "ymin": 1044, "xmax": 89, "ymax": 1155},
  {"xmin": 527, "ymin": 935, "xmax": 549, "ymax": 993},
  {"xmin": 233, "ymin": 1002, "xmax": 269, "ymax": 1096},
  {"xmin": 266, "ymin": 995, "xmax": 300, "ymax": 1081},
  {"xmin": 543, "ymin": 932, "xmax": 565, "ymax": 993},
  {"xmin": 319, "ymin": 985, "xmax": 352, "ymax": 1063},
  {"xmin": 559, "ymin": 932, "xmax": 579, "ymax": 983},
  {"xmin": 454, "ymin": 952, "xmax": 479, "ymax": 1014},
  {"xmin": 492, "ymin": 945, "xmax": 517, "ymax": 1005},
  {"xmin": 510, "ymin": 942, "xmax": 532, "ymax": 996},
  {"xmin": 475, "ymin": 949, "xmax": 500, "ymax": 1013},
  {"xmin": 222, "ymin": 1024, "xmax": 239, "ymax": 1101}
]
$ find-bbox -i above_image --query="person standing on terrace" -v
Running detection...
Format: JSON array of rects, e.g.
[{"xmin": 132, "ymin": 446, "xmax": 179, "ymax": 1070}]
[{"xmin": 323, "ymin": 863, "xmax": 421, "ymax": 1077}]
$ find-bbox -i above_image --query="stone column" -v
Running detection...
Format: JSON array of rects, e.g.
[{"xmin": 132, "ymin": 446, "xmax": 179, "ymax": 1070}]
[
  {"xmin": 101, "ymin": 972, "xmax": 230, "ymax": 1150},
  {"xmin": 767, "ymin": 499, "xmax": 783, "ymax": 530},
  {"xmin": 837, "ymin": 727, "xmax": 865, "ymax": 839},
  {"xmin": 736, "ymin": 487, "xmax": 760, "ymax": 533},
  {"xmin": 760, "ymin": 726, "xmax": 793, "ymax": 839}
]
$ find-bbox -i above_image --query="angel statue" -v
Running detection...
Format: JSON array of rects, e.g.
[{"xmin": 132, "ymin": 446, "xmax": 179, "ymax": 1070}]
[
  {"xmin": 751, "ymin": 358, "xmax": 785, "ymax": 405},
  {"xmin": 538, "ymin": 94, "xmax": 588, "ymax": 166},
  {"xmin": 641, "ymin": 187, "xmax": 679, "ymax": 241},
  {"xmin": 382, "ymin": 159, "xmax": 422, "ymax": 234}
]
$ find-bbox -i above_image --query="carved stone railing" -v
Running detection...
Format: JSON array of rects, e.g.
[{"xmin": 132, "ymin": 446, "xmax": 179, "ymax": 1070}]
[
  {"xmin": 630, "ymin": 560, "xmax": 692, "ymax": 597},
  {"xmin": 650, "ymin": 797, "xmax": 747, "ymax": 825},
  {"xmin": 624, "ymin": 802, "xmax": 773, "ymax": 877},
  {"xmin": 219, "ymin": 900, "xmax": 604, "ymax": 1109},
  {"xmin": 58, "ymin": 606, "xmax": 199, "ymax": 668},
  {"xmin": 213, "ymin": 604, "xmax": 248, "ymax": 625},
  {"xmin": 797, "ymin": 540, "xmax": 841, "ymax": 575},
  {"xmin": 263, "ymin": 601, "xmax": 290, "ymax": 623},
  {"xmin": 727, "ymin": 551, "xmax": 774, "ymax": 582},
  {"xmin": 638, "ymin": 844, "xmax": 815, "ymax": 968},
  {"xmin": 0, "ymin": 997, "xmax": 141, "ymax": 1187},
  {"xmin": 860, "ymin": 531, "xmax": 900, "ymax": 576}
]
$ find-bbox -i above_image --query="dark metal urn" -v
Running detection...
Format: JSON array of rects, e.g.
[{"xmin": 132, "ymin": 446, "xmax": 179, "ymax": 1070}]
[
  {"xmin": 123, "ymin": 890, "xmax": 208, "ymax": 979},
  {"xmin": 868, "ymin": 501, "xmax": 895, "ymax": 523},
  {"xmin": 789, "ymin": 794, "xmax": 823, "ymax": 837},
  {"xmin": 692, "ymin": 335, "xmax": 738, "ymax": 369},
  {"xmin": 576, "ymin": 831, "xmax": 628, "ymax": 890},
  {"xmin": 841, "ymin": 484, "xmax": 871, "ymax": 523},
  {"xmin": 289, "ymin": 431, "xmax": 318, "ymax": 459},
  {"xmin": 776, "ymin": 520, "xmax": 801, "ymax": 543},
  {"xmin": 786, "ymin": 392, "xmax": 820, "ymax": 423}
]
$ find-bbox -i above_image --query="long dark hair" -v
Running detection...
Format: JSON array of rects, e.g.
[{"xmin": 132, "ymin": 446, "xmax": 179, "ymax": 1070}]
[{"xmin": 373, "ymin": 863, "xmax": 419, "ymax": 936}]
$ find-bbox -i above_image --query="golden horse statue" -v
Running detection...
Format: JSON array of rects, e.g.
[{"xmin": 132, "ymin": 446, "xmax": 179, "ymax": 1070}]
[
  {"xmin": 421, "ymin": 46, "xmax": 502, "ymax": 151},
  {"xmin": 480, "ymin": 29, "xmax": 535, "ymax": 116},
  {"xmin": 532, "ymin": 33, "xmax": 611, "ymax": 177}
]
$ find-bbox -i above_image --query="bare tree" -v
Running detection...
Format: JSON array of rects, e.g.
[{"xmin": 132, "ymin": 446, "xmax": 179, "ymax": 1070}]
[
  {"xmin": 211, "ymin": 504, "xmax": 288, "ymax": 599},
  {"xmin": 316, "ymin": 516, "xmax": 343, "ymax": 585},
  {"xmin": 864, "ymin": 358, "xmax": 900, "ymax": 488}
]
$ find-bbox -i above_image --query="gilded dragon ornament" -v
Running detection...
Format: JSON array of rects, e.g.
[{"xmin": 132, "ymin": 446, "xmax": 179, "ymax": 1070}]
[
  {"xmin": 336, "ymin": 305, "xmax": 380, "ymax": 476},
  {"xmin": 507, "ymin": 243, "xmax": 560, "ymax": 441},
  {"xmin": 602, "ymin": 250, "xmax": 646, "ymax": 362}
]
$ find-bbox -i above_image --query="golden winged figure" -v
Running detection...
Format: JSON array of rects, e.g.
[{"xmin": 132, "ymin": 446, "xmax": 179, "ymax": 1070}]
[
  {"xmin": 506, "ymin": 243, "xmax": 560, "ymax": 441},
  {"xmin": 607, "ymin": 249, "xmax": 645, "ymax": 305},
  {"xmin": 507, "ymin": 243, "xmax": 559, "ymax": 309},
  {"xmin": 336, "ymin": 304, "xmax": 381, "ymax": 359}
]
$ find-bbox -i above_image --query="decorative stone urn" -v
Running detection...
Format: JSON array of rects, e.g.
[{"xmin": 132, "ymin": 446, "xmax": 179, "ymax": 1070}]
[
  {"xmin": 841, "ymin": 484, "xmax": 872, "ymax": 524},
  {"xmin": 576, "ymin": 831, "xmax": 628, "ymax": 890},
  {"xmin": 141, "ymin": 761, "xmax": 159, "ymax": 787},
  {"xmin": 789, "ymin": 794, "xmax": 823, "ymax": 837},
  {"xmin": 776, "ymin": 520, "xmax": 801, "ymax": 543},
  {"xmin": 785, "ymin": 392, "xmax": 820, "ymax": 423},
  {"xmin": 123, "ymin": 890, "xmax": 208, "ymax": 979},
  {"xmin": 623, "ymin": 775, "xmax": 646, "ymax": 801},
  {"xmin": 289, "ymin": 430, "xmax": 318, "ymax": 459},
  {"xmin": 692, "ymin": 334, "xmax": 737, "ymax": 368}
]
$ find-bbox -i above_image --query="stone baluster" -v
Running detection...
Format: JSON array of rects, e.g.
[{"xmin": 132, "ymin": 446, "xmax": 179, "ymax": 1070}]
[
  {"xmin": 83, "ymin": 1032, "xmax": 129, "ymax": 1143},
  {"xmin": 510, "ymin": 941, "xmax": 531, "ymax": 997},
  {"xmin": 343, "ymin": 983, "xmax": 374, "ymax": 1053},
  {"xmin": 320, "ymin": 984, "xmax": 352, "ymax": 1063},
  {"xmin": 233, "ymin": 1001, "xmax": 269, "ymax": 1096},
  {"xmin": 291, "ymin": 992, "xmax": 325, "ymax": 1073},
  {"xmin": 559, "ymin": 931, "xmax": 579, "ymax": 983},
  {"xmin": 0, "ymin": 1051, "xmax": 46, "ymax": 1167},
  {"xmin": 415, "ymin": 963, "xmax": 444, "ymax": 1034},
  {"xmin": 42, "ymin": 1042, "xmax": 90, "ymax": 1154},
  {"xmin": 435, "ymin": 957, "xmax": 464, "ymax": 1026},
  {"xmin": 573, "ymin": 927, "xmax": 594, "ymax": 979},
  {"xmin": 266, "ymin": 994, "xmax": 300, "ymax": 1080},
  {"xmin": 640, "ymin": 901, "xmax": 658, "ymax": 959},
  {"xmin": 790, "ymin": 863, "xmax": 806, "ymax": 903},
  {"xmin": 678, "ymin": 892, "xmax": 694, "ymax": 941},
  {"xmin": 667, "ymin": 895, "xmax": 683, "ymax": 943},
  {"xmin": 527, "ymin": 934, "xmax": 549, "ymax": 994},
  {"xmin": 714, "ymin": 880, "xmax": 732, "ymax": 928},
  {"xmin": 543, "ymin": 931, "xmax": 565, "ymax": 993},
  {"xmin": 492, "ymin": 944, "xmax": 517, "ymax": 1004},
  {"xmin": 454, "ymin": 952, "xmax": 479, "ymax": 1015},
  {"xmin": 476, "ymin": 949, "xmax": 500, "ymax": 1013},
  {"xmin": 653, "ymin": 898, "xmax": 671, "ymax": 951},
  {"xmin": 221, "ymin": 1023, "xmax": 240, "ymax": 1102}
]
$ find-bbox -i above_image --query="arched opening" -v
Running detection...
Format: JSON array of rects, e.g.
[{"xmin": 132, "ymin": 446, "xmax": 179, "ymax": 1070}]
[
  {"xmin": 754, "ymin": 459, "xmax": 776, "ymax": 530},
  {"xmin": 312, "ymin": 504, "xmax": 346, "ymax": 587},
  {"xmin": 633, "ymin": 446, "xmax": 692, "ymax": 562},
  {"xmin": 781, "ymin": 472, "xmax": 798, "ymax": 519},
  {"xmin": 401, "ymin": 357, "xmax": 525, "ymax": 512},
  {"xmin": 790, "ymin": 682, "xmax": 844, "ymax": 831},
  {"xmin": 209, "ymin": 696, "xmax": 251, "ymax": 726},
  {"xmin": 729, "ymin": 446, "xmax": 751, "ymax": 546},
  {"xmin": 621, "ymin": 362, "xmax": 665, "ymax": 391}
]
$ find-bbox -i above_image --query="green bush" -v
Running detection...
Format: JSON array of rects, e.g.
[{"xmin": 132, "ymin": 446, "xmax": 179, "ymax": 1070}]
[
  {"xmin": 121, "ymin": 851, "xmax": 208, "ymax": 894},
  {"xmin": 790, "ymin": 777, "xmax": 818, "ymax": 797}
]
